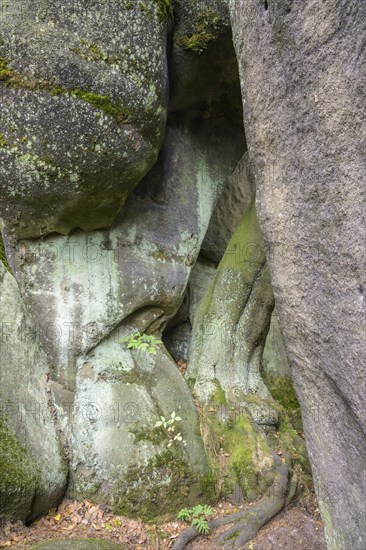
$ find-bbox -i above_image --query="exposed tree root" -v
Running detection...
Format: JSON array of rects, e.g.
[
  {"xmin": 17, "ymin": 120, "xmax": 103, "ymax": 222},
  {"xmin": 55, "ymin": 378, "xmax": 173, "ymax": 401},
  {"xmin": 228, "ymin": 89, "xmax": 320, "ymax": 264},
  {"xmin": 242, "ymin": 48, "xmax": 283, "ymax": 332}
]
[{"xmin": 172, "ymin": 454, "xmax": 289, "ymax": 550}]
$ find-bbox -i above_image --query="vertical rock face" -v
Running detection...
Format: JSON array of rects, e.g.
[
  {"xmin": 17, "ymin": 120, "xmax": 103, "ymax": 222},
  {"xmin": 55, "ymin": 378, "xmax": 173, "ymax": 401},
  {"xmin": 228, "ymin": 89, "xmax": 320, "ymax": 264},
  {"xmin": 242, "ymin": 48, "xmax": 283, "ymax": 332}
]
[
  {"xmin": 170, "ymin": 0, "xmax": 242, "ymax": 122},
  {"xmin": 187, "ymin": 201, "xmax": 277, "ymax": 426},
  {"xmin": 0, "ymin": 263, "xmax": 67, "ymax": 523},
  {"xmin": 230, "ymin": 1, "xmax": 366, "ymax": 547},
  {"xmin": 201, "ymin": 151, "xmax": 255, "ymax": 264},
  {"xmin": 262, "ymin": 310, "xmax": 291, "ymax": 381}
]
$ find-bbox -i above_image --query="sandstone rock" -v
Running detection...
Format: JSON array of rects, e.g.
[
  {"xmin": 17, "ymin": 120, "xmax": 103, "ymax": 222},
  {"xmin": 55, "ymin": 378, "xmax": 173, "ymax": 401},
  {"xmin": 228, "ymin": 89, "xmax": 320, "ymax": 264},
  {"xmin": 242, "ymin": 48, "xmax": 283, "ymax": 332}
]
[
  {"xmin": 68, "ymin": 343, "xmax": 208, "ymax": 519},
  {"xmin": 187, "ymin": 201, "xmax": 277, "ymax": 426},
  {"xmin": 163, "ymin": 258, "xmax": 216, "ymax": 361},
  {"xmin": 9, "ymin": 114, "xmax": 244, "ymax": 392},
  {"xmin": 5, "ymin": 113, "xmax": 243, "ymax": 516},
  {"xmin": 170, "ymin": 0, "xmax": 242, "ymax": 123},
  {"xmin": 188, "ymin": 258, "xmax": 217, "ymax": 323},
  {"xmin": 230, "ymin": 0, "xmax": 366, "ymax": 546},
  {"xmin": 0, "ymin": 263, "xmax": 67, "ymax": 523},
  {"xmin": 201, "ymin": 151, "xmax": 255, "ymax": 264},
  {"xmin": 262, "ymin": 309, "xmax": 291, "ymax": 380},
  {"xmin": 0, "ymin": 0, "xmax": 171, "ymax": 238}
]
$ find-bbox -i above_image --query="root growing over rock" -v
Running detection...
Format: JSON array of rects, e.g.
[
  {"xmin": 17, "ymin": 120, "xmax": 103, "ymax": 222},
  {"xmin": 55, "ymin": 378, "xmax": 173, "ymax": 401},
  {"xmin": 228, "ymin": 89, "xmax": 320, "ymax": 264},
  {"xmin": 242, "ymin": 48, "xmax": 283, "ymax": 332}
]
[{"xmin": 172, "ymin": 454, "xmax": 289, "ymax": 549}]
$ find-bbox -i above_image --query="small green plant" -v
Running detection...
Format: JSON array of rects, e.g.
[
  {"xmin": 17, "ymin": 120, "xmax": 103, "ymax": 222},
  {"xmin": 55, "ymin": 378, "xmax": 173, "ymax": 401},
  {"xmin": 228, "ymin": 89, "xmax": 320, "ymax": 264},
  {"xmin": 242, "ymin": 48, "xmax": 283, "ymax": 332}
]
[
  {"xmin": 155, "ymin": 411, "xmax": 186, "ymax": 447},
  {"xmin": 120, "ymin": 331, "xmax": 162, "ymax": 354},
  {"xmin": 177, "ymin": 504, "xmax": 213, "ymax": 534}
]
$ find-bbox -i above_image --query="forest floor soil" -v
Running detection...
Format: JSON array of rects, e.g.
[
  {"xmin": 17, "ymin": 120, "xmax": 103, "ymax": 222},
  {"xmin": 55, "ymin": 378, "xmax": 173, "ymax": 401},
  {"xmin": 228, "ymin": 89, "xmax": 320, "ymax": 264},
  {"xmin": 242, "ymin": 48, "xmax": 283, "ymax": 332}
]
[{"xmin": 0, "ymin": 493, "xmax": 326, "ymax": 549}]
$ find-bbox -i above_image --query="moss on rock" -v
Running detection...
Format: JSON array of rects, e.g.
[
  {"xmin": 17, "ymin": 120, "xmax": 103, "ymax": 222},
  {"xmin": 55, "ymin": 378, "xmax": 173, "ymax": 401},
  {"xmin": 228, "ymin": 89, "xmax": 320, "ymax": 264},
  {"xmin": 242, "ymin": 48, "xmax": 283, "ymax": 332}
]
[
  {"xmin": 0, "ymin": 58, "xmax": 131, "ymax": 123},
  {"xmin": 0, "ymin": 415, "xmax": 41, "ymax": 522},
  {"xmin": 154, "ymin": 0, "xmax": 173, "ymax": 22},
  {"xmin": 0, "ymin": 235, "xmax": 11, "ymax": 273},
  {"xmin": 175, "ymin": 9, "xmax": 224, "ymax": 53},
  {"xmin": 202, "ymin": 408, "xmax": 275, "ymax": 503},
  {"xmin": 73, "ymin": 445, "xmax": 212, "ymax": 523},
  {"xmin": 0, "ymin": 131, "xmax": 8, "ymax": 147},
  {"xmin": 0, "ymin": 57, "xmax": 14, "ymax": 80}
]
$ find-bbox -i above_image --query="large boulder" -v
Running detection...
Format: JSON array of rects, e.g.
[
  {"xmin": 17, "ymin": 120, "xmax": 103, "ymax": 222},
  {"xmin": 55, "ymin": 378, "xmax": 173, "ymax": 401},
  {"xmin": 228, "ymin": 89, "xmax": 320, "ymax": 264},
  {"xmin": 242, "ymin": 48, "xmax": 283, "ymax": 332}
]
[
  {"xmin": 9, "ymin": 113, "xmax": 244, "ymax": 391},
  {"xmin": 0, "ymin": 0, "xmax": 171, "ymax": 238},
  {"xmin": 67, "ymin": 343, "xmax": 208, "ymax": 520},
  {"xmin": 230, "ymin": 0, "xmax": 366, "ymax": 547},
  {"xmin": 0, "ymin": 263, "xmax": 67, "ymax": 523},
  {"xmin": 6, "ymin": 113, "xmax": 244, "ymax": 517}
]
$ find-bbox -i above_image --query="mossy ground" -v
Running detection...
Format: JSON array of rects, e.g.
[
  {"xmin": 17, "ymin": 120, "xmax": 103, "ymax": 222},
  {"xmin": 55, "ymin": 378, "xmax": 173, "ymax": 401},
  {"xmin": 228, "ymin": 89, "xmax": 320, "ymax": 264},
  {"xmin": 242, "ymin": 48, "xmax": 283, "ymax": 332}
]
[{"xmin": 197, "ymin": 367, "xmax": 311, "ymax": 506}]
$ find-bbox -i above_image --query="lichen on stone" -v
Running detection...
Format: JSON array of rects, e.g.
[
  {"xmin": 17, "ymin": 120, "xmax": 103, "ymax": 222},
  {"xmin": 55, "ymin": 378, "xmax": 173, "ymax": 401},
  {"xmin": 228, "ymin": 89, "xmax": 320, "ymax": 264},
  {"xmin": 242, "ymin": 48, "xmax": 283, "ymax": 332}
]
[
  {"xmin": 0, "ymin": 58, "xmax": 131, "ymax": 123},
  {"xmin": 50, "ymin": 87, "xmax": 132, "ymax": 123},
  {"xmin": 175, "ymin": 9, "xmax": 224, "ymax": 53}
]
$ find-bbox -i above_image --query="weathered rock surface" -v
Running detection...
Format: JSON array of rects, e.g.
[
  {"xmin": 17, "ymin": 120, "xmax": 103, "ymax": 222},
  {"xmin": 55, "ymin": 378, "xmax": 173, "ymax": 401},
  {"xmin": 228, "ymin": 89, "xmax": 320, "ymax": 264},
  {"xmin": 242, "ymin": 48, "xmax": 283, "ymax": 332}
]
[
  {"xmin": 0, "ymin": 263, "xmax": 67, "ymax": 523},
  {"xmin": 201, "ymin": 152, "xmax": 255, "ymax": 264},
  {"xmin": 9, "ymin": 114, "xmax": 244, "ymax": 391},
  {"xmin": 163, "ymin": 258, "xmax": 217, "ymax": 361},
  {"xmin": 4, "ymin": 113, "xmax": 243, "ymax": 517},
  {"xmin": 68, "ymin": 343, "xmax": 208, "ymax": 520},
  {"xmin": 230, "ymin": 0, "xmax": 366, "ymax": 547},
  {"xmin": 262, "ymin": 309, "xmax": 291, "ymax": 380},
  {"xmin": 0, "ymin": 0, "xmax": 171, "ymax": 238},
  {"xmin": 170, "ymin": 0, "xmax": 242, "ymax": 123},
  {"xmin": 187, "ymin": 201, "xmax": 277, "ymax": 426}
]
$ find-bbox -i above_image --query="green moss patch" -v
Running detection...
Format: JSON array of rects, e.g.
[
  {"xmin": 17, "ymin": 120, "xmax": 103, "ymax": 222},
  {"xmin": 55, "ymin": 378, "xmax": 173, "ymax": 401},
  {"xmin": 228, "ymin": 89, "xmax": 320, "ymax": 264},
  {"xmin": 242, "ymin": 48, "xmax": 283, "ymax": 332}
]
[
  {"xmin": 175, "ymin": 9, "xmax": 225, "ymax": 53},
  {"xmin": 0, "ymin": 415, "xmax": 40, "ymax": 521},
  {"xmin": 72, "ymin": 447, "xmax": 211, "ymax": 523},
  {"xmin": 262, "ymin": 373, "xmax": 303, "ymax": 432},
  {"xmin": 70, "ymin": 40, "xmax": 108, "ymax": 63},
  {"xmin": 0, "ymin": 131, "xmax": 8, "ymax": 148},
  {"xmin": 0, "ymin": 235, "xmax": 11, "ymax": 273},
  {"xmin": 203, "ymin": 409, "xmax": 275, "ymax": 502},
  {"xmin": 0, "ymin": 58, "xmax": 131, "ymax": 123},
  {"xmin": 154, "ymin": 0, "xmax": 173, "ymax": 22},
  {"xmin": 0, "ymin": 57, "xmax": 14, "ymax": 80},
  {"xmin": 262, "ymin": 373, "xmax": 300, "ymax": 411},
  {"xmin": 49, "ymin": 88, "xmax": 131, "ymax": 123},
  {"xmin": 212, "ymin": 380, "xmax": 227, "ymax": 406}
]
